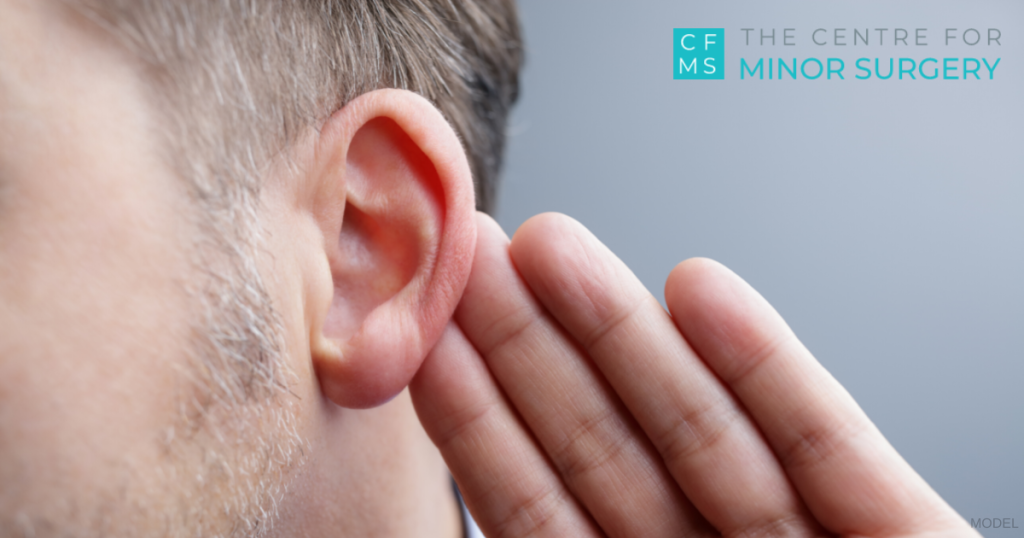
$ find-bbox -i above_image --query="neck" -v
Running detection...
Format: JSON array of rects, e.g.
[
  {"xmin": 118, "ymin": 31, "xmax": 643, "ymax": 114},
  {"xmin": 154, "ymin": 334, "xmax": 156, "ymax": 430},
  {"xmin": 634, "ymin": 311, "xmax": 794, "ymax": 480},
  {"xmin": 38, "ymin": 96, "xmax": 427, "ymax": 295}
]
[{"xmin": 272, "ymin": 390, "xmax": 462, "ymax": 537}]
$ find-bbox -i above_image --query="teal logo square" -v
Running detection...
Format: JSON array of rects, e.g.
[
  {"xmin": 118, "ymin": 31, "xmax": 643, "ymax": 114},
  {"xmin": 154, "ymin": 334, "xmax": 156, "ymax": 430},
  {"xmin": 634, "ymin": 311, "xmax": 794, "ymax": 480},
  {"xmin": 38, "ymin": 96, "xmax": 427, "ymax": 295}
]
[{"xmin": 674, "ymin": 28, "xmax": 724, "ymax": 79}]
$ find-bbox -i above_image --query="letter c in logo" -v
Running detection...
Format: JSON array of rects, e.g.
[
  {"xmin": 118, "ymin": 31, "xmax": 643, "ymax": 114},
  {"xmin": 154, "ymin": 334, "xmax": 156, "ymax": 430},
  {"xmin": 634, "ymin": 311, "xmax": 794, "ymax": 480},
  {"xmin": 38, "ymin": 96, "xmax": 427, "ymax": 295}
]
[{"xmin": 681, "ymin": 34, "xmax": 695, "ymax": 50}]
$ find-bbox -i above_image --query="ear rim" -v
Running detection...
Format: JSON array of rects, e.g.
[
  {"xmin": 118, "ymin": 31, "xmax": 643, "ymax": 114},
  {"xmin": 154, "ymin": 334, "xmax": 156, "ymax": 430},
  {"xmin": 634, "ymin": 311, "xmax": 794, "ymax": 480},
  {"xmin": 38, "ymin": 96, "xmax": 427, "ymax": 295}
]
[{"xmin": 309, "ymin": 89, "xmax": 477, "ymax": 409}]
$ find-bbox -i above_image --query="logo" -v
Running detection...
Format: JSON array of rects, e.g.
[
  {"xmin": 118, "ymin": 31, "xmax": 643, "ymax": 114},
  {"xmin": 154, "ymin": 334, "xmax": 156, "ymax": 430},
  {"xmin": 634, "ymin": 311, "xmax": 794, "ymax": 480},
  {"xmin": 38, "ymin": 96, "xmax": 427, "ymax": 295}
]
[{"xmin": 674, "ymin": 28, "xmax": 724, "ymax": 79}]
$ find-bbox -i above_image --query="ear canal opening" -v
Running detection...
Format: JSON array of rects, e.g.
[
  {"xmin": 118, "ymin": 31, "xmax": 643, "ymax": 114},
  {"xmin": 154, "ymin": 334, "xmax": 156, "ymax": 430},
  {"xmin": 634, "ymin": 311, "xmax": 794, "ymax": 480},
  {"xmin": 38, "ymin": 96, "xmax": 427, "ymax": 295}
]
[{"xmin": 323, "ymin": 201, "xmax": 419, "ymax": 343}]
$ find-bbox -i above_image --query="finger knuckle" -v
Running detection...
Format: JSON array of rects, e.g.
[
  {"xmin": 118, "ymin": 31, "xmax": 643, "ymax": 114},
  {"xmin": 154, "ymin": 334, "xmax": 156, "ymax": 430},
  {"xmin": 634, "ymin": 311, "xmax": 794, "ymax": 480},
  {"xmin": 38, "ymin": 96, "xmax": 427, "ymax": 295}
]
[
  {"xmin": 777, "ymin": 414, "xmax": 866, "ymax": 473},
  {"xmin": 724, "ymin": 331, "xmax": 796, "ymax": 387},
  {"xmin": 478, "ymin": 304, "xmax": 538, "ymax": 357},
  {"xmin": 433, "ymin": 400, "xmax": 499, "ymax": 452},
  {"xmin": 582, "ymin": 294, "xmax": 647, "ymax": 352},
  {"xmin": 656, "ymin": 399, "xmax": 741, "ymax": 467},
  {"xmin": 492, "ymin": 484, "xmax": 565, "ymax": 538},
  {"xmin": 551, "ymin": 408, "xmax": 632, "ymax": 485},
  {"xmin": 727, "ymin": 512, "xmax": 817, "ymax": 538}
]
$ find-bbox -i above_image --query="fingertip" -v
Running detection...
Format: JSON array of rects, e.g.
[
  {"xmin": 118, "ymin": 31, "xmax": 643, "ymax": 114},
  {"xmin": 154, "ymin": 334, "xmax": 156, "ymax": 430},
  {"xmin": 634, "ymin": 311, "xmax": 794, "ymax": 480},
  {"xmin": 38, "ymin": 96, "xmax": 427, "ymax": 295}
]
[
  {"xmin": 474, "ymin": 211, "xmax": 509, "ymax": 240},
  {"xmin": 457, "ymin": 213, "xmax": 526, "ymax": 340},
  {"xmin": 471, "ymin": 212, "xmax": 512, "ymax": 265},
  {"xmin": 664, "ymin": 257, "xmax": 740, "ymax": 320},
  {"xmin": 509, "ymin": 212, "xmax": 603, "ymax": 289},
  {"xmin": 666, "ymin": 257, "xmax": 724, "ymax": 300},
  {"xmin": 665, "ymin": 257, "xmax": 764, "ymax": 359},
  {"xmin": 514, "ymin": 212, "xmax": 575, "ymax": 235},
  {"xmin": 509, "ymin": 212, "xmax": 578, "ymax": 257},
  {"xmin": 467, "ymin": 212, "xmax": 511, "ymax": 276}
]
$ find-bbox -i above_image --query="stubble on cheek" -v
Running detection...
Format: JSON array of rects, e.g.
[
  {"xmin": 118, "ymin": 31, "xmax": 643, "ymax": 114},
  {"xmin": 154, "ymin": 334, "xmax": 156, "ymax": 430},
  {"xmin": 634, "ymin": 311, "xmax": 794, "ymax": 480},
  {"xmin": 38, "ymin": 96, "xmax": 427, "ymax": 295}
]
[{"xmin": 151, "ymin": 251, "xmax": 310, "ymax": 538}]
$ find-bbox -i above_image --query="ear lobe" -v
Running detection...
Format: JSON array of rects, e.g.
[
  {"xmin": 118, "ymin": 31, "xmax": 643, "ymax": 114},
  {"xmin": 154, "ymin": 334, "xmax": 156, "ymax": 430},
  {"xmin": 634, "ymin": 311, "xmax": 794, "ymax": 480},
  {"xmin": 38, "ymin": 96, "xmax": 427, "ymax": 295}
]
[{"xmin": 311, "ymin": 90, "xmax": 476, "ymax": 409}]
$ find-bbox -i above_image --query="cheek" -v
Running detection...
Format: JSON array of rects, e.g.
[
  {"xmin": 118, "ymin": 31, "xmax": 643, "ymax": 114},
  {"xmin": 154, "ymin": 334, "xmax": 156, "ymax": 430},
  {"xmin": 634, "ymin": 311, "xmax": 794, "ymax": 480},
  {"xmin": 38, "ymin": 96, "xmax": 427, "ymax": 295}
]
[
  {"xmin": 0, "ymin": 135, "xmax": 200, "ymax": 520},
  {"xmin": 256, "ymin": 181, "xmax": 329, "ymax": 428}
]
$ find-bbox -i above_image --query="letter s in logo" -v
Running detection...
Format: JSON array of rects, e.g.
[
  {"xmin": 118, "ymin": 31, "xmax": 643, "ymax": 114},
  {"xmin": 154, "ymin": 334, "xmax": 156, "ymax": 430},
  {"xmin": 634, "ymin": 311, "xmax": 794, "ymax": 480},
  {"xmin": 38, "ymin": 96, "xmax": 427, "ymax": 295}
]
[{"xmin": 704, "ymin": 57, "xmax": 717, "ymax": 74}]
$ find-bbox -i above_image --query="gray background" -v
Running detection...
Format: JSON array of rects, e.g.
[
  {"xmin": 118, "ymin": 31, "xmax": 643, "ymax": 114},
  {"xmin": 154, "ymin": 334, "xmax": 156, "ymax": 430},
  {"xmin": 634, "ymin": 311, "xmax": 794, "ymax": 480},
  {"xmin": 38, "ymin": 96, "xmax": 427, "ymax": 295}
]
[{"xmin": 497, "ymin": 0, "xmax": 1023, "ymax": 523}]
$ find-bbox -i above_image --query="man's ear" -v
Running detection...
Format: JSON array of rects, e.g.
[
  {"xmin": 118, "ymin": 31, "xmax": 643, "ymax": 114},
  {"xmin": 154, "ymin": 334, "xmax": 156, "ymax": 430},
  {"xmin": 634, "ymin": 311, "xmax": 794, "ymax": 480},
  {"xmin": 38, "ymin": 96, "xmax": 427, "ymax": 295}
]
[{"xmin": 307, "ymin": 89, "xmax": 476, "ymax": 409}]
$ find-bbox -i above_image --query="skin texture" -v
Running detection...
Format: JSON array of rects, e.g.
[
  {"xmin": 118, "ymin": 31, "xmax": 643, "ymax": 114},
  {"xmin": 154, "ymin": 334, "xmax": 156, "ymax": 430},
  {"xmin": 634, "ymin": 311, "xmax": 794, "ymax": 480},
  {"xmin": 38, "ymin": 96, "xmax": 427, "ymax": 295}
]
[
  {"xmin": 412, "ymin": 213, "xmax": 983, "ymax": 538},
  {"xmin": 0, "ymin": 0, "xmax": 985, "ymax": 537},
  {"xmin": 0, "ymin": 1, "xmax": 467, "ymax": 536}
]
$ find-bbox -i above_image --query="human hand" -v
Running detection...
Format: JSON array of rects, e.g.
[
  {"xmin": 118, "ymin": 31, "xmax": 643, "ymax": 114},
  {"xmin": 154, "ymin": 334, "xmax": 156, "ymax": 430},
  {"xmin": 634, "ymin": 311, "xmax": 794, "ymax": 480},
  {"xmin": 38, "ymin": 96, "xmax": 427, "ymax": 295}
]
[{"xmin": 411, "ymin": 213, "xmax": 976, "ymax": 538}]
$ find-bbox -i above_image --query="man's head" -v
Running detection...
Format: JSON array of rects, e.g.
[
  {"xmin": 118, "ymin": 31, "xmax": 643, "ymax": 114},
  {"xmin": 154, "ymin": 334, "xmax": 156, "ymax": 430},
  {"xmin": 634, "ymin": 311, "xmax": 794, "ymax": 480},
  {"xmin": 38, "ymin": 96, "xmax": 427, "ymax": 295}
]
[{"xmin": 0, "ymin": 0, "xmax": 521, "ymax": 536}]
